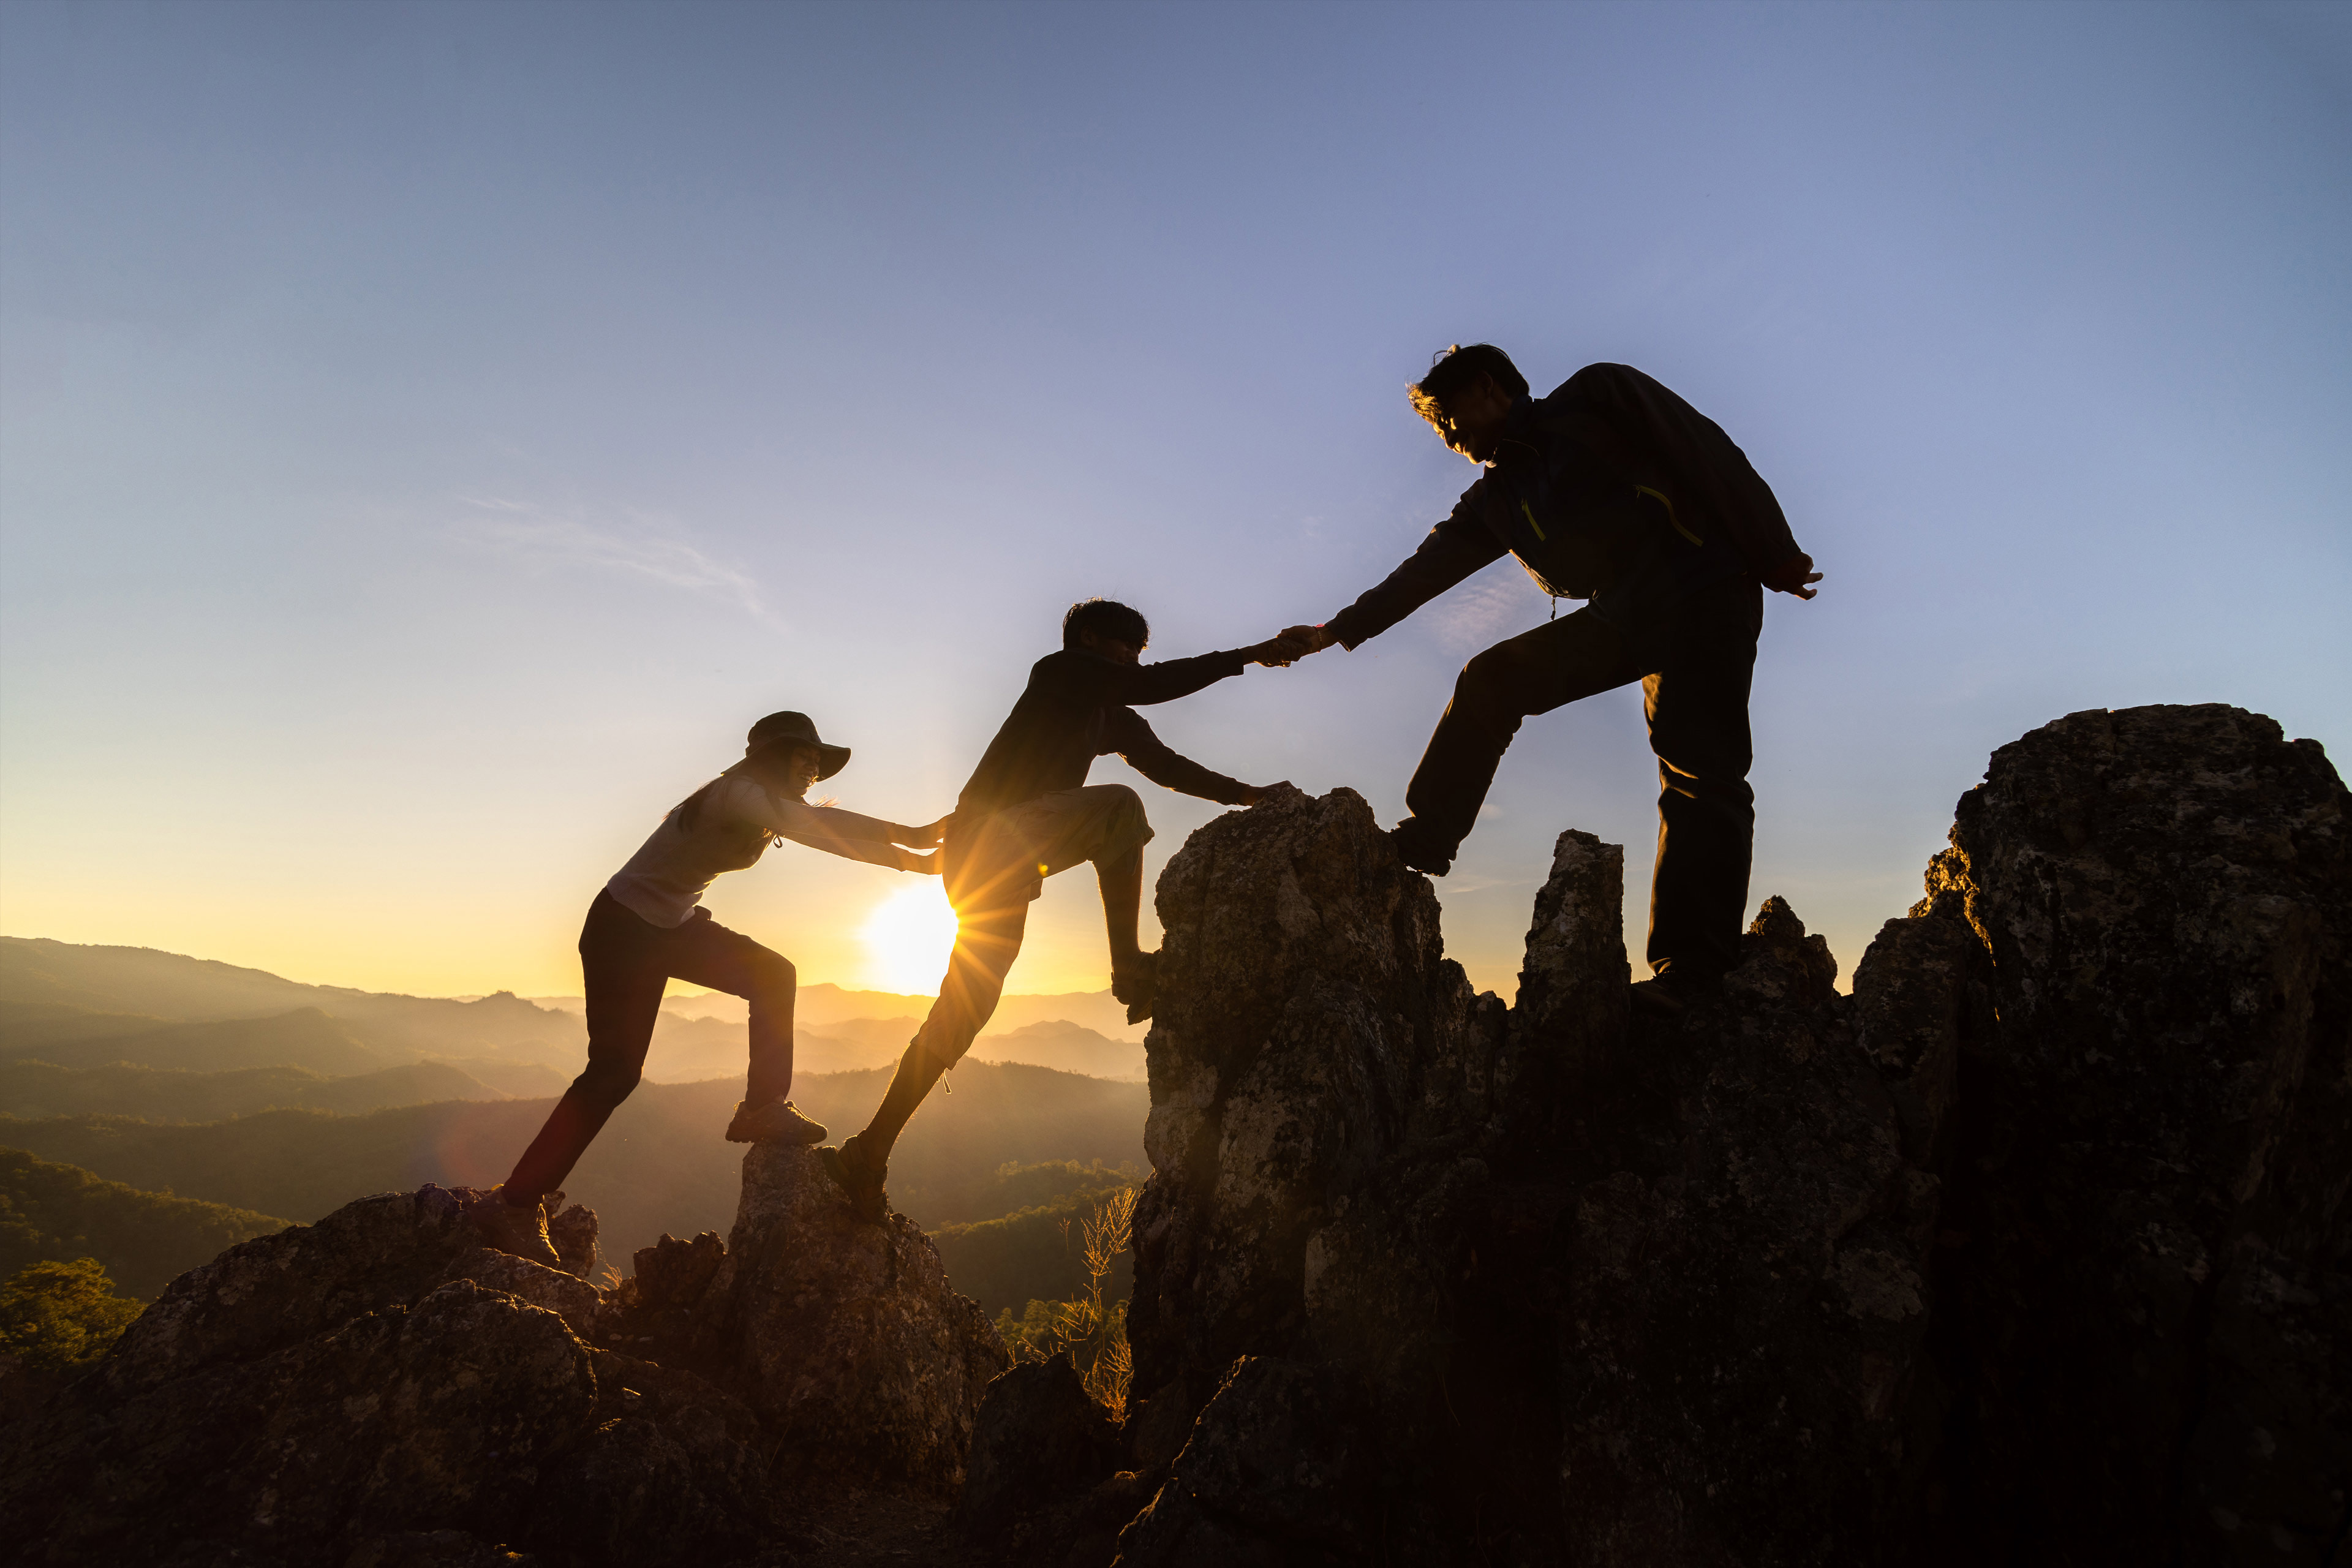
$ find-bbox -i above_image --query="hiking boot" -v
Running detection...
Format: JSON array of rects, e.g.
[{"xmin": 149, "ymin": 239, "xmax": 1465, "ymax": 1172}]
[
  {"xmin": 1389, "ymin": 817, "xmax": 1455, "ymax": 877},
  {"xmin": 1111, "ymin": 951, "xmax": 1159, "ymax": 1025},
  {"xmin": 469, "ymin": 1187, "xmax": 562, "ymax": 1270},
  {"xmin": 725, "ymin": 1098, "xmax": 829, "ymax": 1144},
  {"xmin": 821, "ymin": 1134, "xmax": 889, "ymax": 1224}
]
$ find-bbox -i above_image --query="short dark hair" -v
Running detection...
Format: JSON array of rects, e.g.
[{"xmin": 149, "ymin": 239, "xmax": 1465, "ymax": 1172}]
[
  {"xmin": 1063, "ymin": 597, "xmax": 1150, "ymax": 650},
  {"xmin": 1410, "ymin": 344, "xmax": 1529, "ymax": 426}
]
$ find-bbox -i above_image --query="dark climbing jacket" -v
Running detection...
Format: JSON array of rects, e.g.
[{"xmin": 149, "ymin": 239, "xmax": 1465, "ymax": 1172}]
[{"xmin": 1324, "ymin": 363, "xmax": 1802, "ymax": 647}]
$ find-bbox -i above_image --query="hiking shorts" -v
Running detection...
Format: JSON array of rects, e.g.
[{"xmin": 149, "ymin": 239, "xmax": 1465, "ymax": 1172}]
[{"xmin": 944, "ymin": 784, "xmax": 1155, "ymax": 914}]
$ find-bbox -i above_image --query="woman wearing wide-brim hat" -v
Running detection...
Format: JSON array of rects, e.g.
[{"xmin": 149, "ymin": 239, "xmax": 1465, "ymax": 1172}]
[{"xmin": 471, "ymin": 710, "xmax": 946, "ymax": 1268}]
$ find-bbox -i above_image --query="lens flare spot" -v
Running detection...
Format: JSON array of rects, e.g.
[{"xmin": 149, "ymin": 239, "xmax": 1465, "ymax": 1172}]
[{"xmin": 861, "ymin": 881, "xmax": 957, "ymax": 995}]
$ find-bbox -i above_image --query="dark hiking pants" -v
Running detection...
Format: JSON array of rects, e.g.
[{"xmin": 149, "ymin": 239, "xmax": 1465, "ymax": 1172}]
[
  {"xmin": 503, "ymin": 890, "xmax": 796, "ymax": 1202},
  {"xmin": 1405, "ymin": 573, "xmax": 1763, "ymax": 979}
]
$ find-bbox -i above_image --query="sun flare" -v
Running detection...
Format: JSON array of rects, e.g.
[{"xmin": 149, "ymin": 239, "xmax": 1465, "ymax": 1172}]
[{"xmin": 859, "ymin": 881, "xmax": 959, "ymax": 995}]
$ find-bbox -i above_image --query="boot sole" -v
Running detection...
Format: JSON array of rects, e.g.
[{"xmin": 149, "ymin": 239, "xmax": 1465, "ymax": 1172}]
[{"xmin": 725, "ymin": 1123, "xmax": 829, "ymax": 1145}]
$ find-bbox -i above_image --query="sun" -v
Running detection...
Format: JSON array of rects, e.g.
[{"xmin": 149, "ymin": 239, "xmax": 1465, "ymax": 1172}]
[{"xmin": 859, "ymin": 881, "xmax": 960, "ymax": 995}]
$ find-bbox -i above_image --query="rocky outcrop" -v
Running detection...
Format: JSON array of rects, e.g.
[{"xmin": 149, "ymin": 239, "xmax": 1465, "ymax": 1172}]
[
  {"xmin": 984, "ymin": 703, "xmax": 2348, "ymax": 1566},
  {"xmin": 1908, "ymin": 703, "xmax": 2351, "ymax": 1562},
  {"xmin": 1, "ymin": 1148, "xmax": 1005, "ymax": 1561},
  {"xmin": 697, "ymin": 1144, "xmax": 1008, "ymax": 1497},
  {"xmin": 1112, "ymin": 789, "xmax": 1943, "ymax": 1564}
]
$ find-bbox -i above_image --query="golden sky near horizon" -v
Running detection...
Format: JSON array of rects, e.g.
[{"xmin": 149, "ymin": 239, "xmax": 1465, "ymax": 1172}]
[{"xmin": 0, "ymin": 823, "xmax": 1156, "ymax": 1001}]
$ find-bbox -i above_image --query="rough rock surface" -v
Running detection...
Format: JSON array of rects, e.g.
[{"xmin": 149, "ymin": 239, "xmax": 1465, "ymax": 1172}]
[
  {"xmin": 960, "ymin": 1351, "xmax": 1121, "ymax": 1528},
  {"xmin": 699, "ymin": 1144, "xmax": 1009, "ymax": 1497},
  {"xmin": 1910, "ymin": 704, "xmax": 2351, "ymax": 1563},
  {"xmin": 982, "ymin": 704, "xmax": 2347, "ymax": 1566},
  {"xmin": 1, "ymin": 1148, "xmax": 1005, "ymax": 1562}
]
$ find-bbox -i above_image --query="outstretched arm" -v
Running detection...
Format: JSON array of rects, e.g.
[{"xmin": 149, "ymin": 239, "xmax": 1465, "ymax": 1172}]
[
  {"xmin": 766, "ymin": 802, "xmax": 942, "ymax": 872},
  {"xmin": 1274, "ymin": 501, "xmax": 1505, "ymax": 660},
  {"xmin": 1106, "ymin": 709, "xmax": 1284, "ymax": 806}
]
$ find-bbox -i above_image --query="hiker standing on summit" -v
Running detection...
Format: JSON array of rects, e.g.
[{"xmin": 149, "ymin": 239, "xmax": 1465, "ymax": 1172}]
[
  {"xmin": 825, "ymin": 599, "xmax": 1293, "ymax": 1221},
  {"xmin": 1272, "ymin": 345, "xmax": 1820, "ymax": 1016},
  {"xmin": 472, "ymin": 711, "xmax": 947, "ymax": 1267}
]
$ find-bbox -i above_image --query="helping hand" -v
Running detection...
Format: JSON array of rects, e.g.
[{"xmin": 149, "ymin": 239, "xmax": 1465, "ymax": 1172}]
[
  {"xmin": 1762, "ymin": 553, "xmax": 1822, "ymax": 600},
  {"xmin": 1271, "ymin": 624, "xmax": 1336, "ymax": 662},
  {"xmin": 1245, "ymin": 636, "xmax": 1297, "ymax": 668},
  {"xmin": 899, "ymin": 814, "xmax": 954, "ymax": 848}
]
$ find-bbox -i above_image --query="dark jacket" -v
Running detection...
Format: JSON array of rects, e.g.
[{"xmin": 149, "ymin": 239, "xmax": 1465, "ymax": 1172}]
[
  {"xmin": 953, "ymin": 646, "xmax": 1254, "ymax": 822},
  {"xmin": 1325, "ymin": 363, "xmax": 1801, "ymax": 648}
]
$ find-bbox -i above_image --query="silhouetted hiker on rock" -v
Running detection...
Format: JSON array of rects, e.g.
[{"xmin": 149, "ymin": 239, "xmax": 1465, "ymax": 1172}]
[
  {"xmin": 472, "ymin": 710, "xmax": 946, "ymax": 1268},
  {"xmin": 823, "ymin": 599, "xmax": 1292, "ymax": 1223},
  {"xmin": 1273, "ymin": 346, "xmax": 1820, "ymax": 1018}
]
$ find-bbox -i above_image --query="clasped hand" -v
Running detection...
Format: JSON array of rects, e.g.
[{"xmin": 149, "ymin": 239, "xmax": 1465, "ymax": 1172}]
[
  {"xmin": 1250, "ymin": 627, "xmax": 1335, "ymax": 668},
  {"xmin": 891, "ymin": 814, "xmax": 955, "ymax": 874}
]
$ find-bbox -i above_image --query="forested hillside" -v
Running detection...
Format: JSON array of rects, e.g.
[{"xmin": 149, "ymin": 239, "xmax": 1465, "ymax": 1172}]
[
  {"xmin": 929, "ymin": 1162, "xmax": 1140, "ymax": 1314},
  {"xmin": 0, "ymin": 1149, "xmax": 292, "ymax": 1298}
]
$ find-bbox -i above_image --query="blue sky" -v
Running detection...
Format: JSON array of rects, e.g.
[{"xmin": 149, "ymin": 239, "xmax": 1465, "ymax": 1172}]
[{"xmin": 2, "ymin": 0, "xmax": 2346, "ymax": 1001}]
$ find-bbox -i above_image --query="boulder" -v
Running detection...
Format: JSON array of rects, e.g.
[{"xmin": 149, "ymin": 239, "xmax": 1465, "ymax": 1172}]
[
  {"xmin": 960, "ymin": 1351, "xmax": 1122, "ymax": 1527},
  {"xmin": 698, "ymin": 1143, "xmax": 1009, "ymax": 1498}
]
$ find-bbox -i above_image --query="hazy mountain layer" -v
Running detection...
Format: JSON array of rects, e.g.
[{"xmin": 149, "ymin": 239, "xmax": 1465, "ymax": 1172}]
[
  {"xmin": 0, "ymin": 1058, "xmax": 508, "ymax": 1122},
  {"xmin": 0, "ymin": 938, "xmax": 584, "ymax": 1060},
  {"xmin": 0, "ymin": 1061, "xmax": 1146, "ymax": 1264},
  {"xmin": 0, "ymin": 1006, "xmax": 388, "ymax": 1076},
  {"xmin": 963, "ymin": 1020, "xmax": 1144, "ymax": 1081},
  {"xmin": 537, "ymin": 979, "xmax": 1147, "ymax": 1042}
]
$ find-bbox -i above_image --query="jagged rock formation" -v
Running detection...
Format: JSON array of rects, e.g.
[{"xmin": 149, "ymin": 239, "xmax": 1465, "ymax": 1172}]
[
  {"xmin": 976, "ymin": 703, "xmax": 2348, "ymax": 1566},
  {"xmin": 1907, "ymin": 704, "xmax": 2350, "ymax": 1562},
  {"xmin": 0, "ymin": 1152, "xmax": 1005, "ymax": 1562}
]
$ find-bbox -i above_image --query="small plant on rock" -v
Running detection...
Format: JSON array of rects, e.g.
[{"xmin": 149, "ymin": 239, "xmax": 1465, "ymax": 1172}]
[{"xmin": 993, "ymin": 1186, "xmax": 1137, "ymax": 1421}]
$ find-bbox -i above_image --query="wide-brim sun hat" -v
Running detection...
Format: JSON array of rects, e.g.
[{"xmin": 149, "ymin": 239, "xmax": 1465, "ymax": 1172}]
[{"xmin": 745, "ymin": 710, "xmax": 851, "ymax": 781}]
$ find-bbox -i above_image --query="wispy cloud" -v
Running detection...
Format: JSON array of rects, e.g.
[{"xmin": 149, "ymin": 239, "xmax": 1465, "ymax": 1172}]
[
  {"xmin": 1427, "ymin": 571, "xmax": 1552, "ymax": 652},
  {"xmin": 453, "ymin": 499, "xmax": 769, "ymax": 618}
]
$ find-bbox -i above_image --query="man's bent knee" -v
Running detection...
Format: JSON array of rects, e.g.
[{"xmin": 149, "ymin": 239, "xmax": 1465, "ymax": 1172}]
[{"xmin": 1455, "ymin": 644, "xmax": 1536, "ymax": 717}]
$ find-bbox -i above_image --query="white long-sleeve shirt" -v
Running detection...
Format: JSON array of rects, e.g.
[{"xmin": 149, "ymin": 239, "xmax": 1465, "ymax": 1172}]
[{"xmin": 605, "ymin": 775, "xmax": 908, "ymax": 927}]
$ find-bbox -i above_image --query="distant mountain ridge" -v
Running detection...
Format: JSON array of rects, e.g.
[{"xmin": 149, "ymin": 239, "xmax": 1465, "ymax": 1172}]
[
  {"xmin": 0, "ymin": 1058, "xmax": 513, "ymax": 1122},
  {"xmin": 0, "ymin": 1005, "xmax": 388, "ymax": 1076},
  {"xmin": 2, "ymin": 937, "xmax": 1144, "ymax": 1083},
  {"xmin": 0, "ymin": 938, "xmax": 582, "ymax": 1060}
]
